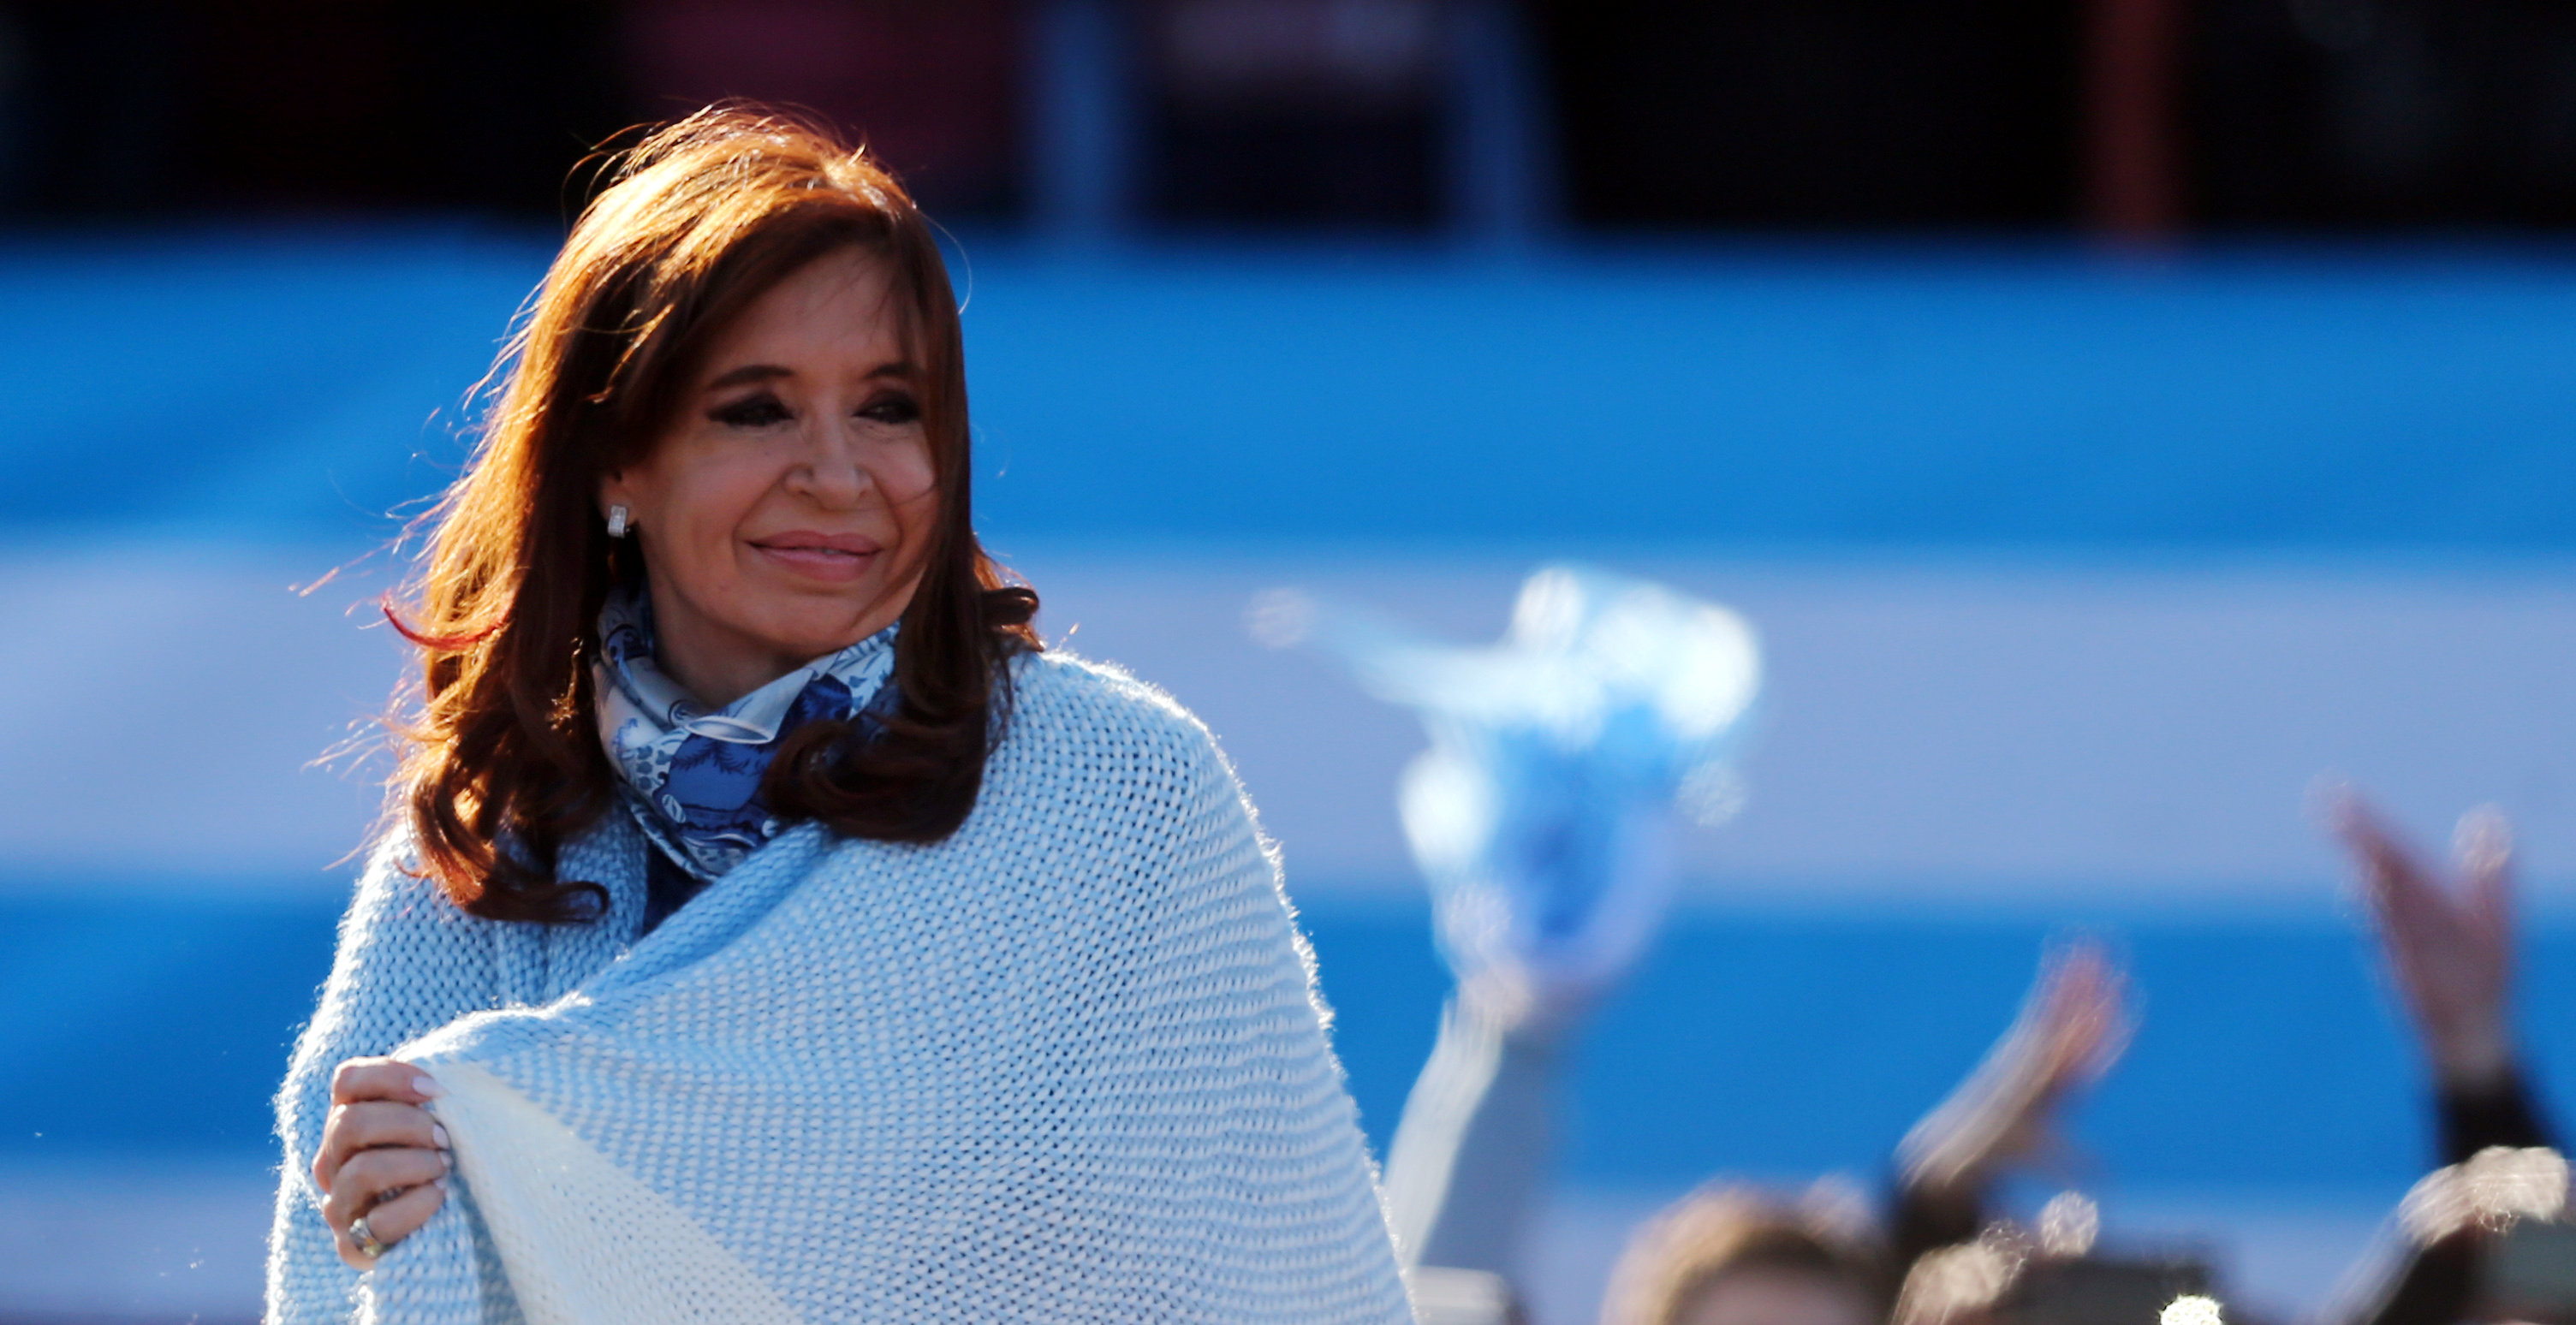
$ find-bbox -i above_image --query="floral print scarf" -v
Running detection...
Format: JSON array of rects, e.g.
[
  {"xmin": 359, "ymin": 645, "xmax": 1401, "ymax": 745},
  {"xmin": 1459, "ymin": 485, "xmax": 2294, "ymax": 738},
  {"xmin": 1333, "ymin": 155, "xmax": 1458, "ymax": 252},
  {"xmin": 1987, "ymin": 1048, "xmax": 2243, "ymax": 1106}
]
[{"xmin": 592, "ymin": 586, "xmax": 899, "ymax": 882}]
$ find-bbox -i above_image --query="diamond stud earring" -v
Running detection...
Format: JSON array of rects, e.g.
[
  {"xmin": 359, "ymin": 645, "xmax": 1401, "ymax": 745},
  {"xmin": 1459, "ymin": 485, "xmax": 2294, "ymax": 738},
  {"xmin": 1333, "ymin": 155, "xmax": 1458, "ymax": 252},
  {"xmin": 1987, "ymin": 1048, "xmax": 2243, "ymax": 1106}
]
[{"xmin": 606, "ymin": 504, "xmax": 631, "ymax": 538}]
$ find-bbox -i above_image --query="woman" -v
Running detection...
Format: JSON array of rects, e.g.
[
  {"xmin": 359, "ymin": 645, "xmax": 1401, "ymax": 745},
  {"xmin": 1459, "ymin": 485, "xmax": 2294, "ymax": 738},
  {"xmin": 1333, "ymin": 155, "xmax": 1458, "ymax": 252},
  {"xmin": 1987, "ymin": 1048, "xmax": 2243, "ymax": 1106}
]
[{"xmin": 266, "ymin": 107, "xmax": 1411, "ymax": 1324}]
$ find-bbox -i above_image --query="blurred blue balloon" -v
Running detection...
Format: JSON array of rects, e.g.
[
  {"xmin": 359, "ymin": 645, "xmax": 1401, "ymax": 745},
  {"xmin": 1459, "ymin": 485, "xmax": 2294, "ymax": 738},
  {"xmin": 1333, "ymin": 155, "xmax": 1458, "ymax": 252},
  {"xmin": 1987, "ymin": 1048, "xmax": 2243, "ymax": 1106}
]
[{"xmin": 1270, "ymin": 566, "xmax": 1762, "ymax": 1013}]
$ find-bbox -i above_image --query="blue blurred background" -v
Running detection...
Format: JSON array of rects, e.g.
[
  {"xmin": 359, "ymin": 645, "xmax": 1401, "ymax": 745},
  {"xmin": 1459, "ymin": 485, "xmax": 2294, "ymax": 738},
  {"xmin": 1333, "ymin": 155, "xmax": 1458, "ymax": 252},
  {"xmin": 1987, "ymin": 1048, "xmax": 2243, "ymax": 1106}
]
[{"xmin": 4, "ymin": 3, "xmax": 2576, "ymax": 1322}]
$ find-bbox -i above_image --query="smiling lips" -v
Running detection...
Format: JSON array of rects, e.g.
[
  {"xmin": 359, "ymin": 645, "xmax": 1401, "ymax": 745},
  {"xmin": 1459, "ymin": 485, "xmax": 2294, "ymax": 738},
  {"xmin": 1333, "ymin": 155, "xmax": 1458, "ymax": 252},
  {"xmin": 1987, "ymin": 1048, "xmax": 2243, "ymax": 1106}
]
[{"xmin": 749, "ymin": 531, "xmax": 883, "ymax": 582}]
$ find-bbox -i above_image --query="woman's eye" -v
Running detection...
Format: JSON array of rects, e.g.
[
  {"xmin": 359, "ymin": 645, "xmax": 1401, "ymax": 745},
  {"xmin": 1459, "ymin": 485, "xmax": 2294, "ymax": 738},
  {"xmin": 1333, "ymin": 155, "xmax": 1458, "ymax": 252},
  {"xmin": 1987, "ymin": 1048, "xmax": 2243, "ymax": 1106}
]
[
  {"xmin": 858, "ymin": 394, "xmax": 920, "ymax": 425},
  {"xmin": 710, "ymin": 395, "xmax": 792, "ymax": 428}
]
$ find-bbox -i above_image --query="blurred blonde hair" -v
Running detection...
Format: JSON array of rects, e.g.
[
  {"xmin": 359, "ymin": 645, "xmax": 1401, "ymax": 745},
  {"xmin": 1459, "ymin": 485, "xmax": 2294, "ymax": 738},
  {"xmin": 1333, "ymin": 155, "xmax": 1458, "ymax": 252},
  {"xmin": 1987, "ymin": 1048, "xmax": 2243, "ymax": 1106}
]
[{"xmin": 1601, "ymin": 1181, "xmax": 1892, "ymax": 1325}]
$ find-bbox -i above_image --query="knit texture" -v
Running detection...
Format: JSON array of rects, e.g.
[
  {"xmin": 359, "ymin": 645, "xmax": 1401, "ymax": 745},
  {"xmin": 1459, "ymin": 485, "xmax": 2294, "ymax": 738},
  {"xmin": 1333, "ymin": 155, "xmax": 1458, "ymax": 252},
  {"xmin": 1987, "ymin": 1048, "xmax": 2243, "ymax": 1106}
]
[{"xmin": 266, "ymin": 651, "xmax": 1414, "ymax": 1324}]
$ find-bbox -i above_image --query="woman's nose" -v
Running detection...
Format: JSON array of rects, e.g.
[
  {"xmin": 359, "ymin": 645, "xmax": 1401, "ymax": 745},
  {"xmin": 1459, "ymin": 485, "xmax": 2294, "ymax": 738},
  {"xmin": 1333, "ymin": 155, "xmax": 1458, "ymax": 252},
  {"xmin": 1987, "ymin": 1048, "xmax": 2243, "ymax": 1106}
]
[{"xmin": 787, "ymin": 422, "xmax": 872, "ymax": 507}]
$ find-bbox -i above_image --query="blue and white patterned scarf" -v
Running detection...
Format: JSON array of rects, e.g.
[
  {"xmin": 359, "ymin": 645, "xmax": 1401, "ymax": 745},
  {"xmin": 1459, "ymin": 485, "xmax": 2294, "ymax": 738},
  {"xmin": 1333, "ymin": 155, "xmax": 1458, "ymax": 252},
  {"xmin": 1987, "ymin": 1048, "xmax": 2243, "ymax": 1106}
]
[{"xmin": 592, "ymin": 586, "xmax": 900, "ymax": 882}]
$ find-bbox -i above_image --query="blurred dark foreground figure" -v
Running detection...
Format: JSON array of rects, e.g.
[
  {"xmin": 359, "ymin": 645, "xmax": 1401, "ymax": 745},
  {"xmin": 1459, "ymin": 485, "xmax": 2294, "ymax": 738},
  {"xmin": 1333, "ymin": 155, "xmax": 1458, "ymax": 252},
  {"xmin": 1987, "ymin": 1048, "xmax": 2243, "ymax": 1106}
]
[
  {"xmin": 2329, "ymin": 793, "xmax": 2572, "ymax": 1325},
  {"xmin": 1597, "ymin": 942, "xmax": 2147, "ymax": 1325}
]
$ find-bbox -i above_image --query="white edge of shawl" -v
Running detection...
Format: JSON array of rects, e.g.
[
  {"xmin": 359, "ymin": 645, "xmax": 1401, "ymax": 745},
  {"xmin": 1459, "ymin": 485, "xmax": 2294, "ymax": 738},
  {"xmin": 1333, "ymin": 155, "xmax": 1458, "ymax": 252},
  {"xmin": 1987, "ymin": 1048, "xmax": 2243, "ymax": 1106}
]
[{"xmin": 419, "ymin": 1059, "xmax": 805, "ymax": 1325}]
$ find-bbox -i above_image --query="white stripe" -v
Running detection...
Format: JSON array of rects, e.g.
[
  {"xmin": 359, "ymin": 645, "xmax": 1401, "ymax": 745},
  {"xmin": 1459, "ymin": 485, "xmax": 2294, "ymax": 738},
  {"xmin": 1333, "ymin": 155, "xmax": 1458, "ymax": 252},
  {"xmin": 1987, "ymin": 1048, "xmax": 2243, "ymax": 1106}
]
[{"xmin": 14, "ymin": 544, "xmax": 2576, "ymax": 910}]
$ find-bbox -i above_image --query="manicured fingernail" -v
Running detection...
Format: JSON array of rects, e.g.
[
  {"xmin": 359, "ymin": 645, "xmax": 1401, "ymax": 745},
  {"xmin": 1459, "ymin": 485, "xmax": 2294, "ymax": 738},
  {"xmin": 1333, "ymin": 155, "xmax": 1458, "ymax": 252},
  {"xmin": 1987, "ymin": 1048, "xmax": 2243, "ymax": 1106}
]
[
  {"xmin": 439, "ymin": 1150, "xmax": 453, "ymax": 1171},
  {"xmin": 411, "ymin": 1074, "xmax": 445, "ymax": 1098},
  {"xmin": 433, "ymin": 1175, "xmax": 449, "ymax": 1189},
  {"xmin": 431, "ymin": 1125, "xmax": 450, "ymax": 1149}
]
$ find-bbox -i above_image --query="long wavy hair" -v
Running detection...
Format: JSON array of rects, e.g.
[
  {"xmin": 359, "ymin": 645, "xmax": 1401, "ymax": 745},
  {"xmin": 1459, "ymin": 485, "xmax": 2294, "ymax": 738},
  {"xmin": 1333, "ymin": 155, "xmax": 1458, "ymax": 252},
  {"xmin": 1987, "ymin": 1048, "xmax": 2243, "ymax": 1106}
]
[{"xmin": 389, "ymin": 106, "xmax": 1038, "ymax": 924}]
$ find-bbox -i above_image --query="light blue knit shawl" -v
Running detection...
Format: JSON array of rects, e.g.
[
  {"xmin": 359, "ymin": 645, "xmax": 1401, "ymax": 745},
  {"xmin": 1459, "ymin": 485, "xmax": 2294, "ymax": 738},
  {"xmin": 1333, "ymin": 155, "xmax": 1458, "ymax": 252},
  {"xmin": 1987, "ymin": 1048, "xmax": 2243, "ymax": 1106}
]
[{"xmin": 266, "ymin": 651, "xmax": 1413, "ymax": 1324}]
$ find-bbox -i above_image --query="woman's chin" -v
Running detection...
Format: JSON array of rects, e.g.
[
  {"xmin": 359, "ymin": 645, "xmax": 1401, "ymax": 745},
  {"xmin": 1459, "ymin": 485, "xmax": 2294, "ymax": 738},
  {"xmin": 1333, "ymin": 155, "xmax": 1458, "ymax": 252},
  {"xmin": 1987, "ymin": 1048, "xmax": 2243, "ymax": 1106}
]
[{"xmin": 729, "ymin": 592, "xmax": 902, "ymax": 660}]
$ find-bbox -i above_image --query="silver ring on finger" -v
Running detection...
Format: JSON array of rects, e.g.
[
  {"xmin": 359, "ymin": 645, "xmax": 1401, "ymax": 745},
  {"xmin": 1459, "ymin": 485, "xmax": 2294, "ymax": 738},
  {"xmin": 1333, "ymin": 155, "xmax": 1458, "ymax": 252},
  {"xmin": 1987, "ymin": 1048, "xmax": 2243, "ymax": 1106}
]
[{"xmin": 350, "ymin": 1211, "xmax": 391, "ymax": 1260}]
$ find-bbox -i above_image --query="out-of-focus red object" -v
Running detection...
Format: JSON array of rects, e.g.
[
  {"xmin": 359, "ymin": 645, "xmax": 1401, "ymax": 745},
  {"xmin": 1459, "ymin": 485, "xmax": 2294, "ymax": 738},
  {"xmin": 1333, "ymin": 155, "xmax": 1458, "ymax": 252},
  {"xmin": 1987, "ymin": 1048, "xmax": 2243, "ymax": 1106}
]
[
  {"xmin": 2085, "ymin": 0, "xmax": 2181, "ymax": 242},
  {"xmin": 621, "ymin": 0, "xmax": 1024, "ymax": 213}
]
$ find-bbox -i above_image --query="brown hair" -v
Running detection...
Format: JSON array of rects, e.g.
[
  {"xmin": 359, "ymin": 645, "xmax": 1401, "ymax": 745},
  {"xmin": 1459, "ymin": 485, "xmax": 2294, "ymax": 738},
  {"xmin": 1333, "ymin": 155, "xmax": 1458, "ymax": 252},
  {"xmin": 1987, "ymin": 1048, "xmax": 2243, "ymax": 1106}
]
[
  {"xmin": 388, "ymin": 105, "xmax": 1037, "ymax": 923},
  {"xmin": 1601, "ymin": 1183, "xmax": 1893, "ymax": 1325}
]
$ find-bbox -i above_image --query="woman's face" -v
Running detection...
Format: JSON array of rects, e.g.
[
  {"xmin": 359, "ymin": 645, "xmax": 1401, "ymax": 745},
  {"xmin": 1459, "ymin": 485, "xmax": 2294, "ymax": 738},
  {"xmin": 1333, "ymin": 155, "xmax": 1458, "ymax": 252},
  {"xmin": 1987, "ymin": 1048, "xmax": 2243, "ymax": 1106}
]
[{"xmin": 601, "ymin": 246, "xmax": 938, "ymax": 707}]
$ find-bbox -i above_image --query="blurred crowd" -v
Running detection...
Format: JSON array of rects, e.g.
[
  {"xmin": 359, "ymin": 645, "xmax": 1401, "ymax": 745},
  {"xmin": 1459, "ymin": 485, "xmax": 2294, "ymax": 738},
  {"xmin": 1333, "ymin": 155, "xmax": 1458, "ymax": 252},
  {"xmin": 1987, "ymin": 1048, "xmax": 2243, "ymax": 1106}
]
[{"xmin": 1305, "ymin": 568, "xmax": 2573, "ymax": 1325}]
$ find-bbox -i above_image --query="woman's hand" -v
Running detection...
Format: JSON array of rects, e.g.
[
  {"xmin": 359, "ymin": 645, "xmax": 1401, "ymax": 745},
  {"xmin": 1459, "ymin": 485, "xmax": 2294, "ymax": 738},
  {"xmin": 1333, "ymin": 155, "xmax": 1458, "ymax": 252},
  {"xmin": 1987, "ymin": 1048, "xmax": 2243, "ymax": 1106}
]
[
  {"xmin": 2328, "ymin": 789, "xmax": 2518, "ymax": 1088},
  {"xmin": 312, "ymin": 1057, "xmax": 451, "ymax": 1270}
]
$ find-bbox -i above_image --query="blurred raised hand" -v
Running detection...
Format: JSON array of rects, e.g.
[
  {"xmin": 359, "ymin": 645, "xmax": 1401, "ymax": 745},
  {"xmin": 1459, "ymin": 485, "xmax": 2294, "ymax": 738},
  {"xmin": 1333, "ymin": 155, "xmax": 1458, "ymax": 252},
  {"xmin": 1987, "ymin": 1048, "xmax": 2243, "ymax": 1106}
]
[
  {"xmin": 1259, "ymin": 565, "xmax": 1760, "ymax": 1029},
  {"xmin": 1899, "ymin": 939, "xmax": 2134, "ymax": 1198},
  {"xmin": 2328, "ymin": 788, "xmax": 2518, "ymax": 1089}
]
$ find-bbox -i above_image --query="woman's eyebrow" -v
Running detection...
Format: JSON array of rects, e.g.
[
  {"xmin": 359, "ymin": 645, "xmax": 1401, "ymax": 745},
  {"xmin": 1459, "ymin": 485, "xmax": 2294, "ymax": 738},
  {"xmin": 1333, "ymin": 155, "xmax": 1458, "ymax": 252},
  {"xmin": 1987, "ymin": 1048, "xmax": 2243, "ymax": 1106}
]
[
  {"xmin": 705, "ymin": 363, "xmax": 793, "ymax": 390},
  {"xmin": 704, "ymin": 360, "xmax": 918, "ymax": 390}
]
